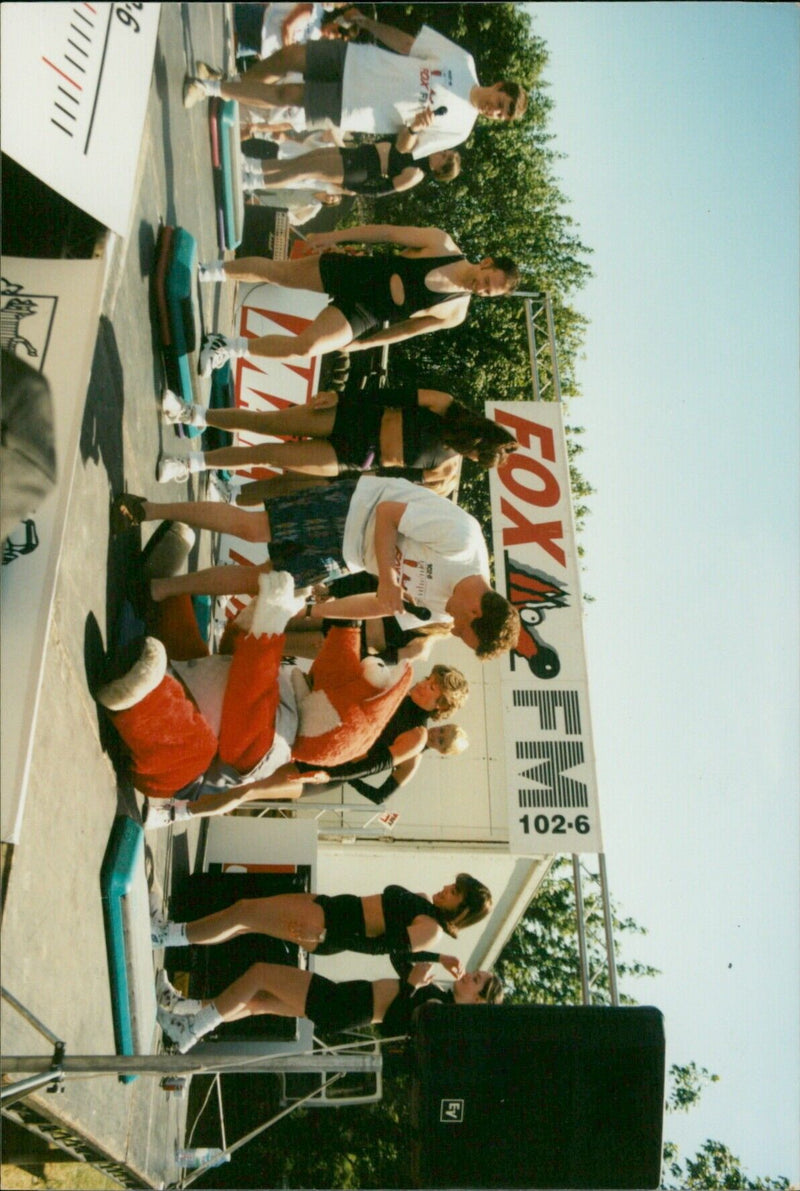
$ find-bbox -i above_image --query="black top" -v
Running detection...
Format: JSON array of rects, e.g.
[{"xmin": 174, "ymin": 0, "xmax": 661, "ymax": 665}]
[
  {"xmin": 388, "ymin": 253, "xmax": 467, "ymax": 320},
  {"xmin": 380, "ymin": 981, "xmax": 454, "ymax": 1038},
  {"xmin": 382, "ymin": 884, "xmax": 449, "ymax": 951}
]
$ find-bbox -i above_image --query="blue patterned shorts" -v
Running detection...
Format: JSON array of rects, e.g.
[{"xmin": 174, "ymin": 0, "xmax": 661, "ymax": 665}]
[{"xmin": 266, "ymin": 478, "xmax": 358, "ymax": 588}]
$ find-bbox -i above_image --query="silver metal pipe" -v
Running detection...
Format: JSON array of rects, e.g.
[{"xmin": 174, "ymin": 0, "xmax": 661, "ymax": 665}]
[
  {"xmin": 598, "ymin": 852, "xmax": 620, "ymax": 1005},
  {"xmin": 571, "ymin": 854, "xmax": 592, "ymax": 1004},
  {"xmin": 1, "ymin": 1053, "xmax": 383, "ymax": 1077}
]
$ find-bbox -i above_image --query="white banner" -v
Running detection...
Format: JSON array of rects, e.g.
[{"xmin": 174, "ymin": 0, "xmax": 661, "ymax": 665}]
[
  {"xmin": 1, "ymin": 2, "xmax": 160, "ymax": 236},
  {"xmin": 1, "ymin": 258, "xmax": 105, "ymax": 842},
  {"xmin": 488, "ymin": 402, "xmax": 603, "ymax": 854}
]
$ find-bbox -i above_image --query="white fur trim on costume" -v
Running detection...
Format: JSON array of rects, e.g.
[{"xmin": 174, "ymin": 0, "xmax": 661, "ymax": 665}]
[
  {"xmin": 96, "ymin": 638, "xmax": 167, "ymax": 711},
  {"xmin": 249, "ymin": 571, "xmax": 306, "ymax": 638}
]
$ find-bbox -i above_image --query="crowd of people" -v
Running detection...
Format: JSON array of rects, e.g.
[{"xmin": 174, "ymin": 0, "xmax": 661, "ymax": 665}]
[{"xmin": 101, "ymin": 3, "xmax": 531, "ymax": 1053}]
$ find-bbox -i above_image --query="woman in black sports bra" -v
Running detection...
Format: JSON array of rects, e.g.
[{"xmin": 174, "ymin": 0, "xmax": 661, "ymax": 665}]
[
  {"xmin": 196, "ymin": 224, "xmax": 520, "ymax": 374},
  {"xmin": 246, "ymin": 137, "xmax": 461, "ymax": 197},
  {"xmin": 157, "ymin": 376, "xmax": 518, "ymax": 488},
  {"xmin": 156, "ymin": 961, "xmax": 502, "ymax": 1054},
  {"xmin": 151, "ymin": 874, "xmax": 492, "ymax": 980}
]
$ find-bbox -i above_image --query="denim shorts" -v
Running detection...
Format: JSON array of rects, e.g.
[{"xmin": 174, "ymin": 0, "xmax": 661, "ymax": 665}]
[{"xmin": 266, "ymin": 477, "xmax": 358, "ymax": 588}]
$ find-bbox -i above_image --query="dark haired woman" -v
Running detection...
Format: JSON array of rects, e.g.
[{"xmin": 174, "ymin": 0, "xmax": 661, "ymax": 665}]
[
  {"xmin": 244, "ymin": 138, "xmax": 461, "ymax": 197},
  {"xmin": 156, "ymin": 960, "xmax": 503, "ymax": 1053},
  {"xmin": 157, "ymin": 382, "xmax": 518, "ymax": 487},
  {"xmin": 151, "ymin": 876, "xmax": 492, "ymax": 978},
  {"xmin": 195, "ymin": 223, "xmax": 520, "ymax": 373}
]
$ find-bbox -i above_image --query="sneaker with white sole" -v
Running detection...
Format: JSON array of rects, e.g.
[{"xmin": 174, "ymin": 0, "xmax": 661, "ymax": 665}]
[
  {"xmin": 196, "ymin": 61, "xmax": 225, "ymax": 81},
  {"xmin": 144, "ymin": 799, "xmax": 178, "ymax": 831},
  {"xmin": 182, "ymin": 77, "xmax": 207, "ymax": 109},
  {"xmin": 157, "ymin": 1006, "xmax": 204, "ymax": 1053},
  {"xmin": 162, "ymin": 390, "xmax": 207, "ymax": 428},
  {"xmin": 198, "ymin": 261, "xmax": 226, "ymax": 284},
  {"xmin": 156, "ymin": 970, "xmax": 202, "ymax": 1014},
  {"xmin": 157, "ymin": 456, "xmax": 191, "ymax": 484},
  {"xmin": 198, "ymin": 334, "xmax": 231, "ymax": 378}
]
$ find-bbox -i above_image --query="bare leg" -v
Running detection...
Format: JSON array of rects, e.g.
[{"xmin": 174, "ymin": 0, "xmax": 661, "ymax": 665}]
[
  {"xmin": 256, "ymin": 148, "xmax": 345, "ymax": 189},
  {"xmin": 241, "ymin": 45, "xmax": 307, "ymax": 84},
  {"xmin": 247, "ymin": 305, "xmax": 355, "ymax": 362},
  {"xmin": 151, "ymin": 563, "xmax": 270, "ymax": 602},
  {"xmin": 201, "ymin": 439, "xmax": 339, "ymax": 476},
  {"xmin": 221, "ymin": 255, "xmax": 324, "ymax": 290},
  {"xmin": 220, "ymin": 79, "xmax": 304, "ymax": 110},
  {"xmin": 237, "ymin": 475, "xmax": 331, "ymax": 505},
  {"xmin": 141, "ymin": 500, "xmax": 270, "ymax": 542},
  {"xmin": 212, "ymin": 963, "xmax": 315, "ymax": 1021},
  {"xmin": 205, "ymin": 404, "xmax": 336, "ymax": 437},
  {"xmin": 281, "ymin": 629, "xmax": 324, "ymax": 660},
  {"xmin": 185, "ymin": 894, "xmax": 325, "ymax": 948}
]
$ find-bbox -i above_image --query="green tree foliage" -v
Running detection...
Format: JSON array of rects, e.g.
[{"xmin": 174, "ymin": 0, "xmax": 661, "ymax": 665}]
[
  {"xmin": 343, "ymin": 4, "xmax": 595, "ymax": 530},
  {"xmin": 494, "ymin": 855, "xmax": 659, "ymax": 1004},
  {"xmin": 661, "ymin": 1139, "xmax": 790, "ymax": 1190},
  {"xmin": 666, "ymin": 1061, "xmax": 720, "ymax": 1114}
]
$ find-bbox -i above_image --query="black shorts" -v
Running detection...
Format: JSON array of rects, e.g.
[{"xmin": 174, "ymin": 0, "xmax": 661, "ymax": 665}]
[
  {"xmin": 305, "ymin": 972, "xmax": 374, "ymax": 1032},
  {"xmin": 328, "ymin": 392, "xmax": 383, "ymax": 469},
  {"xmin": 312, "ymin": 893, "xmax": 366, "ymax": 955},
  {"xmin": 304, "ymin": 41, "xmax": 347, "ymax": 127},
  {"xmin": 340, "ymin": 144, "xmax": 382, "ymax": 190}
]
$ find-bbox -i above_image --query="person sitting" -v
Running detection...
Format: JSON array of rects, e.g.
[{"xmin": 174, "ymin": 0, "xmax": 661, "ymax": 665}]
[
  {"xmin": 156, "ymin": 959, "xmax": 503, "ymax": 1053},
  {"xmin": 110, "ymin": 473, "xmax": 521, "ymax": 660},
  {"xmin": 156, "ymin": 379, "xmax": 518, "ymax": 486},
  {"xmin": 194, "ymin": 222, "xmax": 519, "ymax": 372}
]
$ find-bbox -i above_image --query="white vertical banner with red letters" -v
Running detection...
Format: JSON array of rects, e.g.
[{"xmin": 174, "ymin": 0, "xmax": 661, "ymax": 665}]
[{"xmin": 487, "ymin": 401, "xmax": 603, "ymax": 854}]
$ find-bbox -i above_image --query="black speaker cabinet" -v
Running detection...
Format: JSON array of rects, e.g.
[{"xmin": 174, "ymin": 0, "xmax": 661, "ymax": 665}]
[{"xmin": 410, "ymin": 1003, "xmax": 665, "ymax": 1189}]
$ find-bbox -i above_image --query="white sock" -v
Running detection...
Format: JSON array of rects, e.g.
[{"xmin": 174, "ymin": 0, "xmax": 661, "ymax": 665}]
[
  {"xmin": 164, "ymin": 921, "xmax": 189, "ymax": 948},
  {"xmin": 172, "ymin": 799, "xmax": 192, "ymax": 821},
  {"xmin": 199, "ymin": 260, "xmax": 227, "ymax": 283},
  {"xmin": 189, "ymin": 404, "xmax": 208, "ymax": 428},
  {"xmin": 227, "ymin": 337, "xmax": 251, "ymax": 359},
  {"xmin": 204, "ymin": 79, "xmax": 222, "ymax": 97},
  {"xmin": 187, "ymin": 451, "xmax": 207, "ymax": 474}
]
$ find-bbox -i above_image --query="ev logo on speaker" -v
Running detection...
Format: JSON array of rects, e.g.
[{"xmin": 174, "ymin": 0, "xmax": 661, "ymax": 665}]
[{"xmin": 440, "ymin": 1099, "xmax": 464, "ymax": 1123}]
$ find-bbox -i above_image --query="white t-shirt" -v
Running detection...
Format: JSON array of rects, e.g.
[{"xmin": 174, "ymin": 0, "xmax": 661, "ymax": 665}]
[
  {"xmin": 261, "ymin": 2, "xmax": 326, "ymax": 58},
  {"xmin": 342, "ymin": 475, "xmax": 490, "ymax": 627},
  {"xmin": 340, "ymin": 25, "xmax": 478, "ymax": 157}
]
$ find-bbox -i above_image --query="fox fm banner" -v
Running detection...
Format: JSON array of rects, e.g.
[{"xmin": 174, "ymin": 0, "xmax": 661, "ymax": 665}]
[
  {"xmin": 487, "ymin": 402, "xmax": 603, "ymax": 855},
  {"xmin": 1, "ymin": 2, "xmax": 160, "ymax": 236}
]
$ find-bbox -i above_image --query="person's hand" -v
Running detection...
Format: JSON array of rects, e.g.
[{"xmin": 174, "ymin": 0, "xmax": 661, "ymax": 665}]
[
  {"xmin": 408, "ymin": 962, "xmax": 435, "ymax": 988},
  {"xmin": 304, "ymin": 230, "xmax": 337, "ymax": 250},
  {"xmin": 311, "ymin": 389, "xmax": 339, "ymax": 411},
  {"xmin": 439, "ymin": 954, "xmax": 465, "ymax": 979},
  {"xmin": 341, "ymin": 7, "xmax": 368, "ymax": 27},
  {"xmin": 377, "ymin": 572, "xmax": 405, "ymax": 616},
  {"xmin": 409, "ymin": 108, "xmax": 435, "ymax": 133},
  {"xmin": 301, "ymin": 769, "xmax": 330, "ymax": 785}
]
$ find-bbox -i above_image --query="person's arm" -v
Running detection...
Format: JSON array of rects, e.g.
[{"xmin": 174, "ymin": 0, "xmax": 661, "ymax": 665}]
[
  {"xmin": 348, "ymin": 310, "xmax": 464, "ymax": 352},
  {"xmin": 189, "ymin": 764, "xmax": 329, "ymax": 816},
  {"xmin": 343, "ymin": 11, "xmax": 415, "ymax": 54},
  {"xmin": 305, "ymin": 223, "xmax": 454, "ymax": 252},
  {"xmin": 406, "ymin": 914, "xmax": 443, "ymax": 952},
  {"xmin": 372, "ymin": 499, "xmax": 407, "ymax": 615},
  {"xmin": 281, "ymin": 2, "xmax": 316, "ymax": 45},
  {"xmin": 391, "ymin": 167, "xmax": 426, "ymax": 194},
  {"xmin": 417, "ymin": 389, "xmax": 454, "ymax": 415}
]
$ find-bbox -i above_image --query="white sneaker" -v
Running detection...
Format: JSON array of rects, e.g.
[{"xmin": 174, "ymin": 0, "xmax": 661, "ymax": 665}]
[
  {"xmin": 199, "ymin": 334, "xmax": 231, "ymax": 378},
  {"xmin": 157, "ymin": 456, "xmax": 191, "ymax": 484},
  {"xmin": 157, "ymin": 1006, "xmax": 203, "ymax": 1053},
  {"xmin": 182, "ymin": 77, "xmax": 206, "ymax": 109},
  {"xmin": 195, "ymin": 61, "xmax": 224, "ymax": 81},
  {"xmin": 198, "ymin": 262, "xmax": 226, "ymax": 284},
  {"xmin": 96, "ymin": 638, "xmax": 167, "ymax": 711},
  {"xmin": 156, "ymin": 970, "xmax": 202, "ymax": 1014},
  {"xmin": 162, "ymin": 391, "xmax": 207, "ymax": 428},
  {"xmin": 144, "ymin": 799, "xmax": 178, "ymax": 832}
]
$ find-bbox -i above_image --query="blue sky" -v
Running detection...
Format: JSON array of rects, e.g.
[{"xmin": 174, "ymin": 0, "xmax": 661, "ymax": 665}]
[{"xmin": 527, "ymin": 2, "xmax": 799, "ymax": 1182}]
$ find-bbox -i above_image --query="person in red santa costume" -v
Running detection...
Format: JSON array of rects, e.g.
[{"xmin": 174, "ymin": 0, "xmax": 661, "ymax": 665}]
[{"xmin": 95, "ymin": 569, "xmax": 415, "ymax": 829}]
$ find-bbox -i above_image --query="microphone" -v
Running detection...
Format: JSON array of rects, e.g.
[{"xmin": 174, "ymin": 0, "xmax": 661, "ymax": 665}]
[
  {"xmin": 402, "ymin": 600, "xmax": 431, "ymax": 621},
  {"xmin": 432, "ymin": 105, "xmax": 448, "ymax": 117}
]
